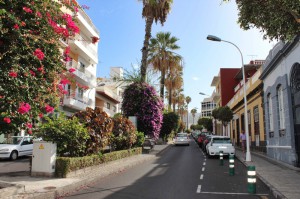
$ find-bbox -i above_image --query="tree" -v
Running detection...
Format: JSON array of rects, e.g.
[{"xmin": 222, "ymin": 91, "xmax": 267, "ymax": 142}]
[
  {"xmin": 139, "ymin": 0, "xmax": 173, "ymax": 82},
  {"xmin": 224, "ymin": 0, "xmax": 300, "ymax": 41},
  {"xmin": 191, "ymin": 108, "xmax": 197, "ymax": 125},
  {"xmin": 148, "ymin": 32, "xmax": 182, "ymax": 101},
  {"xmin": 217, "ymin": 106, "xmax": 233, "ymax": 136},
  {"xmin": 122, "ymin": 82, "xmax": 163, "ymax": 139},
  {"xmin": 197, "ymin": 117, "xmax": 213, "ymax": 132},
  {"xmin": 185, "ymin": 96, "xmax": 191, "ymax": 129},
  {"xmin": 160, "ymin": 111, "xmax": 179, "ymax": 140},
  {"xmin": 0, "ymin": 1, "xmax": 79, "ymax": 134}
]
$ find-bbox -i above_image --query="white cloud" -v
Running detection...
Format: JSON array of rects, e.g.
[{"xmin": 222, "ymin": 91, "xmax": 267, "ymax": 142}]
[{"xmin": 192, "ymin": 77, "xmax": 199, "ymax": 81}]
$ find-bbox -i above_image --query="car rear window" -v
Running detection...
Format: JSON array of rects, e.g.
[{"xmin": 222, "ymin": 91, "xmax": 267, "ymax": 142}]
[
  {"xmin": 212, "ymin": 138, "xmax": 231, "ymax": 144},
  {"xmin": 177, "ymin": 134, "xmax": 187, "ymax": 137}
]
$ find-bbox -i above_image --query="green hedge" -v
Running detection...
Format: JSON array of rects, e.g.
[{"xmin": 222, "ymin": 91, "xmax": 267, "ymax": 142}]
[{"xmin": 55, "ymin": 147, "xmax": 142, "ymax": 177}]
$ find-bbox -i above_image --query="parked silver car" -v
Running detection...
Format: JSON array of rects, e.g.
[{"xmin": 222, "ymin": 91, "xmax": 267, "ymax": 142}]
[
  {"xmin": 0, "ymin": 136, "xmax": 33, "ymax": 160},
  {"xmin": 174, "ymin": 133, "xmax": 189, "ymax": 146}
]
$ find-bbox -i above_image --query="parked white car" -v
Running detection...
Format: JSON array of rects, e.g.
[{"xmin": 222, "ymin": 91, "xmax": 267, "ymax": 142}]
[
  {"xmin": 0, "ymin": 136, "xmax": 34, "ymax": 160},
  {"xmin": 206, "ymin": 136, "xmax": 235, "ymax": 157}
]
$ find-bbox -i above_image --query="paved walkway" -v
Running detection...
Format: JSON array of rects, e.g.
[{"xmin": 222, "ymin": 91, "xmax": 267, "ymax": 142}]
[
  {"xmin": 235, "ymin": 149, "xmax": 300, "ymax": 199},
  {"xmin": 1, "ymin": 144, "xmax": 300, "ymax": 199}
]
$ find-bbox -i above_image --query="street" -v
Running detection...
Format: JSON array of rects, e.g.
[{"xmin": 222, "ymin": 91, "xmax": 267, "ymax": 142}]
[
  {"xmin": 63, "ymin": 140, "xmax": 275, "ymax": 199},
  {"xmin": 0, "ymin": 156, "xmax": 30, "ymax": 177}
]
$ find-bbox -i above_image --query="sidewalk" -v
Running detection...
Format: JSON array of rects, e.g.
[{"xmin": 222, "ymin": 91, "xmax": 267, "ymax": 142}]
[
  {"xmin": 0, "ymin": 144, "xmax": 170, "ymax": 199},
  {"xmin": 235, "ymin": 149, "xmax": 300, "ymax": 199}
]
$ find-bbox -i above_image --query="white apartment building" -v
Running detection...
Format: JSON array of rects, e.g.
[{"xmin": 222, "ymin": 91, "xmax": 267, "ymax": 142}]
[
  {"xmin": 201, "ymin": 97, "xmax": 216, "ymax": 118},
  {"xmin": 60, "ymin": 1, "xmax": 100, "ymax": 116}
]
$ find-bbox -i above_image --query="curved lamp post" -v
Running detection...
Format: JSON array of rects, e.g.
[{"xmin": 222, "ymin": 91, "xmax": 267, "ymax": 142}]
[
  {"xmin": 206, "ymin": 35, "xmax": 251, "ymax": 162},
  {"xmin": 199, "ymin": 92, "xmax": 210, "ymax": 96}
]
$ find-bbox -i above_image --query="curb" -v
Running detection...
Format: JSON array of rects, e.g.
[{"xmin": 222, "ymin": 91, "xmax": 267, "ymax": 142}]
[{"xmin": 235, "ymin": 151, "xmax": 287, "ymax": 199}]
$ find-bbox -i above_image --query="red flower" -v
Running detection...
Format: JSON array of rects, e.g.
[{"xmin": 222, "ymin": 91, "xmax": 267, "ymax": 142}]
[
  {"xmin": 13, "ymin": 24, "xmax": 19, "ymax": 29},
  {"xmin": 28, "ymin": 130, "xmax": 32, "ymax": 135},
  {"xmin": 65, "ymin": 46, "xmax": 70, "ymax": 54},
  {"xmin": 21, "ymin": 21, "xmax": 26, "ymax": 26},
  {"xmin": 45, "ymin": 104, "xmax": 54, "ymax": 113},
  {"xmin": 3, "ymin": 117, "xmax": 11, "ymax": 124},
  {"xmin": 91, "ymin": 36, "xmax": 100, "ymax": 44},
  {"xmin": 36, "ymin": 11, "xmax": 42, "ymax": 18},
  {"xmin": 9, "ymin": 71, "xmax": 18, "ymax": 78},
  {"xmin": 33, "ymin": 48, "xmax": 45, "ymax": 60},
  {"xmin": 23, "ymin": 7, "xmax": 33, "ymax": 13},
  {"xmin": 69, "ymin": 68, "xmax": 76, "ymax": 73},
  {"xmin": 29, "ymin": 70, "xmax": 36, "ymax": 76},
  {"xmin": 38, "ymin": 113, "xmax": 43, "ymax": 118},
  {"xmin": 18, "ymin": 102, "xmax": 31, "ymax": 114},
  {"xmin": 60, "ymin": 78, "xmax": 70, "ymax": 85},
  {"xmin": 26, "ymin": 122, "xmax": 33, "ymax": 128}
]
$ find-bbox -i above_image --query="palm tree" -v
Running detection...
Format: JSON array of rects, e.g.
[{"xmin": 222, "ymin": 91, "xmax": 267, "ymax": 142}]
[
  {"xmin": 148, "ymin": 32, "xmax": 181, "ymax": 102},
  {"xmin": 165, "ymin": 60, "xmax": 183, "ymax": 110},
  {"xmin": 191, "ymin": 108, "xmax": 198, "ymax": 125},
  {"xmin": 185, "ymin": 96, "xmax": 191, "ymax": 129},
  {"xmin": 139, "ymin": 0, "xmax": 173, "ymax": 82}
]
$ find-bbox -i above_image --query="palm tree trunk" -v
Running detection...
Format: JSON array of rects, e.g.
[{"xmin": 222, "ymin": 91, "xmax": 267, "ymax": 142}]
[
  {"xmin": 168, "ymin": 86, "xmax": 172, "ymax": 110},
  {"xmin": 160, "ymin": 69, "xmax": 166, "ymax": 102},
  {"xmin": 141, "ymin": 16, "xmax": 154, "ymax": 82}
]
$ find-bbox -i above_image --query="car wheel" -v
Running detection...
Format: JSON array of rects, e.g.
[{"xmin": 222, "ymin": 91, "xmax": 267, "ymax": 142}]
[{"xmin": 10, "ymin": 151, "xmax": 18, "ymax": 161}]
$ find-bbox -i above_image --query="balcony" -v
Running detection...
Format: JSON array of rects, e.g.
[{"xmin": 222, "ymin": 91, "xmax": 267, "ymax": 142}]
[
  {"xmin": 211, "ymin": 91, "xmax": 220, "ymax": 102},
  {"xmin": 68, "ymin": 34, "xmax": 98, "ymax": 64},
  {"xmin": 66, "ymin": 60, "xmax": 97, "ymax": 87},
  {"xmin": 96, "ymin": 87, "xmax": 121, "ymax": 104},
  {"xmin": 62, "ymin": 94, "xmax": 90, "ymax": 111}
]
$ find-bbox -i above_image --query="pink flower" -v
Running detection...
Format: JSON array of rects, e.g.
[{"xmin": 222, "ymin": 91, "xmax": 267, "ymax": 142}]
[
  {"xmin": 28, "ymin": 130, "xmax": 32, "ymax": 135},
  {"xmin": 37, "ymin": 65, "xmax": 44, "ymax": 73},
  {"xmin": 38, "ymin": 113, "xmax": 43, "ymax": 118},
  {"xmin": 9, "ymin": 71, "xmax": 18, "ymax": 77},
  {"xmin": 36, "ymin": 11, "xmax": 42, "ymax": 18},
  {"xmin": 23, "ymin": 7, "xmax": 33, "ymax": 13},
  {"xmin": 13, "ymin": 24, "xmax": 19, "ymax": 29},
  {"xmin": 74, "ymin": 7, "xmax": 79, "ymax": 13},
  {"xmin": 69, "ymin": 68, "xmax": 76, "ymax": 73},
  {"xmin": 45, "ymin": 105, "xmax": 54, "ymax": 113},
  {"xmin": 62, "ymin": 90, "xmax": 68, "ymax": 94},
  {"xmin": 60, "ymin": 78, "xmax": 70, "ymax": 85},
  {"xmin": 33, "ymin": 48, "xmax": 45, "ymax": 60},
  {"xmin": 18, "ymin": 102, "xmax": 31, "ymax": 114},
  {"xmin": 26, "ymin": 123, "xmax": 33, "ymax": 128},
  {"xmin": 29, "ymin": 70, "xmax": 36, "ymax": 76},
  {"xmin": 65, "ymin": 46, "xmax": 70, "ymax": 55},
  {"xmin": 3, "ymin": 117, "xmax": 11, "ymax": 124}
]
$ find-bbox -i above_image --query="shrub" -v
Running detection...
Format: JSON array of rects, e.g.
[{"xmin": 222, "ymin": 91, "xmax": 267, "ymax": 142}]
[
  {"xmin": 73, "ymin": 107, "xmax": 113, "ymax": 155},
  {"xmin": 37, "ymin": 113, "xmax": 89, "ymax": 157},
  {"xmin": 122, "ymin": 82, "xmax": 163, "ymax": 139},
  {"xmin": 111, "ymin": 116, "xmax": 137, "ymax": 150},
  {"xmin": 134, "ymin": 131, "xmax": 145, "ymax": 147},
  {"xmin": 160, "ymin": 112, "xmax": 179, "ymax": 140}
]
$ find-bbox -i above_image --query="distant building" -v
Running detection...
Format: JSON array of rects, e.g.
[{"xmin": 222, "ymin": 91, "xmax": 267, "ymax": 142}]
[
  {"xmin": 95, "ymin": 67, "xmax": 125, "ymax": 116},
  {"xmin": 201, "ymin": 97, "xmax": 216, "ymax": 118}
]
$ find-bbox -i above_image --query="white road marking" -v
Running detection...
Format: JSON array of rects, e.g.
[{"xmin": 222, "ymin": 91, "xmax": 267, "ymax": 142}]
[
  {"xmin": 196, "ymin": 185, "xmax": 202, "ymax": 193},
  {"xmin": 203, "ymin": 162, "xmax": 206, "ymax": 166},
  {"xmin": 202, "ymin": 167, "xmax": 205, "ymax": 171},
  {"xmin": 199, "ymin": 191, "xmax": 269, "ymax": 196},
  {"xmin": 200, "ymin": 174, "xmax": 204, "ymax": 180}
]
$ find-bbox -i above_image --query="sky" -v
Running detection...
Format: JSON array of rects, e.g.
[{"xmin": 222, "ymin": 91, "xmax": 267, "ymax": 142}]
[{"xmin": 77, "ymin": 0, "xmax": 277, "ymax": 112}]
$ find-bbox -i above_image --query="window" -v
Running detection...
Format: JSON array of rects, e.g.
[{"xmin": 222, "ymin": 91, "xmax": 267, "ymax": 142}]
[
  {"xmin": 277, "ymin": 85, "xmax": 285, "ymax": 130},
  {"xmin": 113, "ymin": 105, "xmax": 116, "ymax": 112},
  {"xmin": 247, "ymin": 110, "xmax": 251, "ymax": 136},
  {"xmin": 65, "ymin": 84, "xmax": 71, "ymax": 96},
  {"xmin": 253, "ymin": 106, "xmax": 260, "ymax": 135},
  {"xmin": 267, "ymin": 94, "xmax": 274, "ymax": 137},
  {"xmin": 77, "ymin": 87, "xmax": 84, "ymax": 99},
  {"xmin": 106, "ymin": 102, "xmax": 110, "ymax": 109}
]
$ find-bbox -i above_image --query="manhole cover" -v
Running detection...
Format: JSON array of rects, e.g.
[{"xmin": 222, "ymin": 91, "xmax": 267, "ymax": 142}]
[{"xmin": 44, "ymin": 186, "xmax": 56, "ymax": 190}]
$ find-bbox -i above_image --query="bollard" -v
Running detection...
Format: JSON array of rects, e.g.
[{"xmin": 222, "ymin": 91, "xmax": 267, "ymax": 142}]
[
  {"xmin": 247, "ymin": 166, "xmax": 256, "ymax": 194},
  {"xmin": 219, "ymin": 151, "xmax": 224, "ymax": 166},
  {"xmin": 229, "ymin": 155, "xmax": 235, "ymax": 176}
]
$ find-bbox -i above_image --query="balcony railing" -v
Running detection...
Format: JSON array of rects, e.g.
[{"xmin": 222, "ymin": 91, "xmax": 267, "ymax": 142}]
[
  {"xmin": 62, "ymin": 92, "xmax": 90, "ymax": 111},
  {"xmin": 70, "ymin": 34, "xmax": 98, "ymax": 58},
  {"xmin": 66, "ymin": 60, "xmax": 96, "ymax": 86},
  {"xmin": 78, "ymin": 8, "xmax": 100, "ymax": 35}
]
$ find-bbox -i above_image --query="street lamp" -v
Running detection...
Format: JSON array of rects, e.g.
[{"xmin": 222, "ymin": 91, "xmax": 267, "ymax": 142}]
[
  {"xmin": 206, "ymin": 35, "xmax": 251, "ymax": 162},
  {"xmin": 199, "ymin": 92, "xmax": 210, "ymax": 96}
]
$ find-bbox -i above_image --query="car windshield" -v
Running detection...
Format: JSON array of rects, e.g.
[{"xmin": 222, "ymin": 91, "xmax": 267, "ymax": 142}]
[
  {"xmin": 213, "ymin": 138, "xmax": 231, "ymax": 144},
  {"xmin": 177, "ymin": 134, "xmax": 187, "ymax": 137},
  {"xmin": 0, "ymin": 137, "xmax": 23, "ymax": 145}
]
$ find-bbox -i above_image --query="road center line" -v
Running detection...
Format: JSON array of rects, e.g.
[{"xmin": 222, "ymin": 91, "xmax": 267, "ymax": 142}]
[
  {"xmin": 203, "ymin": 162, "xmax": 206, "ymax": 166},
  {"xmin": 200, "ymin": 174, "xmax": 204, "ymax": 180},
  {"xmin": 202, "ymin": 167, "xmax": 205, "ymax": 171},
  {"xmin": 196, "ymin": 185, "xmax": 202, "ymax": 193}
]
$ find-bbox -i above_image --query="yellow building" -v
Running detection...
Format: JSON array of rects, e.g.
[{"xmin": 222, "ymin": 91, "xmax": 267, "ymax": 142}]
[{"xmin": 227, "ymin": 61, "xmax": 266, "ymax": 152}]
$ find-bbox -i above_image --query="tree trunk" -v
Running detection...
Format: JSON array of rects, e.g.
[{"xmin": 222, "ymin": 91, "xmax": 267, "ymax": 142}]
[
  {"xmin": 160, "ymin": 69, "xmax": 166, "ymax": 102},
  {"xmin": 168, "ymin": 86, "xmax": 172, "ymax": 111},
  {"xmin": 140, "ymin": 16, "xmax": 154, "ymax": 82}
]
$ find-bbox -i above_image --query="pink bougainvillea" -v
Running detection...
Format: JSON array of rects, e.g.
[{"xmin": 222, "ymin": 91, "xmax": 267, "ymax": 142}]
[
  {"xmin": 60, "ymin": 78, "xmax": 70, "ymax": 85},
  {"xmin": 69, "ymin": 68, "xmax": 76, "ymax": 73},
  {"xmin": 33, "ymin": 48, "xmax": 45, "ymax": 60},
  {"xmin": 13, "ymin": 24, "xmax": 19, "ymax": 29},
  {"xmin": 26, "ymin": 122, "xmax": 33, "ymax": 128},
  {"xmin": 23, "ymin": 7, "xmax": 33, "ymax": 13},
  {"xmin": 3, "ymin": 117, "xmax": 11, "ymax": 124},
  {"xmin": 18, "ymin": 102, "xmax": 31, "ymax": 114},
  {"xmin": 45, "ymin": 104, "xmax": 54, "ymax": 113},
  {"xmin": 9, "ymin": 71, "xmax": 18, "ymax": 77}
]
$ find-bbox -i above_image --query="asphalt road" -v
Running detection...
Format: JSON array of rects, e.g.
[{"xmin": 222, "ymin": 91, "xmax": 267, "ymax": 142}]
[
  {"xmin": 0, "ymin": 156, "xmax": 30, "ymax": 176},
  {"xmin": 64, "ymin": 140, "xmax": 275, "ymax": 199}
]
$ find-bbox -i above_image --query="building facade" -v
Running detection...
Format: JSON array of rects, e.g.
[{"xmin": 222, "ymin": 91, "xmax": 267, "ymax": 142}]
[
  {"xmin": 60, "ymin": 1, "xmax": 99, "ymax": 116},
  {"xmin": 201, "ymin": 97, "xmax": 216, "ymax": 118},
  {"xmin": 260, "ymin": 35, "xmax": 300, "ymax": 166},
  {"xmin": 228, "ymin": 61, "xmax": 266, "ymax": 151}
]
